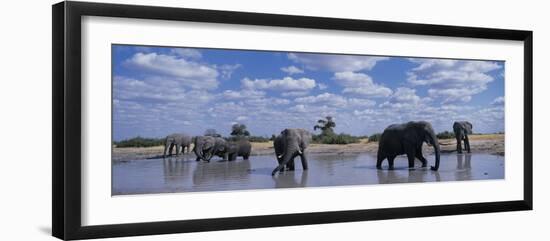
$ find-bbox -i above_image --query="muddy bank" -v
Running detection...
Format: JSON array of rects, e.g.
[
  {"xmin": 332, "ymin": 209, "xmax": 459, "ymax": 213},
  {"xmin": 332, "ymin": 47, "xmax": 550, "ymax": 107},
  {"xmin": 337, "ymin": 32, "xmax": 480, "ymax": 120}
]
[{"xmin": 112, "ymin": 134, "xmax": 504, "ymax": 162}]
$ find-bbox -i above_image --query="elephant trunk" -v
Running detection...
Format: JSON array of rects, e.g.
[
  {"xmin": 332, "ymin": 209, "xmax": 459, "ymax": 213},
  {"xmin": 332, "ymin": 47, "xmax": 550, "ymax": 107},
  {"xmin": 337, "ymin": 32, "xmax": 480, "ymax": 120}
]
[
  {"xmin": 282, "ymin": 143, "xmax": 301, "ymax": 166},
  {"xmin": 194, "ymin": 142, "xmax": 207, "ymax": 161},
  {"xmin": 272, "ymin": 143, "xmax": 300, "ymax": 175},
  {"xmin": 430, "ymin": 133, "xmax": 441, "ymax": 171}
]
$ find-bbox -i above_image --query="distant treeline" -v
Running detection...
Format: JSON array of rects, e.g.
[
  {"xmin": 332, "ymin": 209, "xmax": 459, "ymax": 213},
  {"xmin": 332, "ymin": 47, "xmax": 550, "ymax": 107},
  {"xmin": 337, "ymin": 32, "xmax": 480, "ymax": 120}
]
[
  {"xmin": 114, "ymin": 135, "xmax": 272, "ymax": 148},
  {"xmin": 113, "ymin": 119, "xmax": 503, "ymax": 147},
  {"xmin": 113, "ymin": 136, "xmax": 164, "ymax": 148}
]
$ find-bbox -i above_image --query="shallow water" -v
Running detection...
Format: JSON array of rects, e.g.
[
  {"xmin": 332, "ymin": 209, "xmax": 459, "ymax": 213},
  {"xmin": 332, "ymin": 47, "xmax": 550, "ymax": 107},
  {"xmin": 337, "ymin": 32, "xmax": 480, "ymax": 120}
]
[{"xmin": 112, "ymin": 153, "xmax": 504, "ymax": 195}]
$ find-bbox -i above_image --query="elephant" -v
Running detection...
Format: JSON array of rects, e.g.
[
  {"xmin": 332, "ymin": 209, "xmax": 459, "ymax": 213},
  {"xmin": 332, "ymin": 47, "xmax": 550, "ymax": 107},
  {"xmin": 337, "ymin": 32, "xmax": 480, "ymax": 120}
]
[
  {"xmin": 273, "ymin": 134, "xmax": 295, "ymax": 171},
  {"xmin": 163, "ymin": 133, "xmax": 192, "ymax": 158},
  {"xmin": 193, "ymin": 136, "xmax": 228, "ymax": 162},
  {"xmin": 271, "ymin": 128, "xmax": 312, "ymax": 176},
  {"xmin": 453, "ymin": 121, "xmax": 473, "ymax": 153},
  {"xmin": 376, "ymin": 121, "xmax": 441, "ymax": 171},
  {"xmin": 225, "ymin": 140, "xmax": 252, "ymax": 161}
]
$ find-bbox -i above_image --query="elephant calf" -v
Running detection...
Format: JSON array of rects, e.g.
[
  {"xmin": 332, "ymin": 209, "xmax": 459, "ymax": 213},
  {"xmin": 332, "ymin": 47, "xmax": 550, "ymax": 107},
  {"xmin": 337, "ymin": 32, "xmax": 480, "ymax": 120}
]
[
  {"xmin": 453, "ymin": 121, "xmax": 473, "ymax": 154},
  {"xmin": 163, "ymin": 133, "xmax": 192, "ymax": 158},
  {"xmin": 272, "ymin": 128, "xmax": 312, "ymax": 176},
  {"xmin": 376, "ymin": 121, "xmax": 441, "ymax": 171}
]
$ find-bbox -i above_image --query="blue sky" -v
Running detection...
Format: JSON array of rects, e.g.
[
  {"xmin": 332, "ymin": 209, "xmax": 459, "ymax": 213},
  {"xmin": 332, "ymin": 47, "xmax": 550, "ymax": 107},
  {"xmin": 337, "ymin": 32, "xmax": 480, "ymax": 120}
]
[{"xmin": 112, "ymin": 44, "xmax": 505, "ymax": 141}]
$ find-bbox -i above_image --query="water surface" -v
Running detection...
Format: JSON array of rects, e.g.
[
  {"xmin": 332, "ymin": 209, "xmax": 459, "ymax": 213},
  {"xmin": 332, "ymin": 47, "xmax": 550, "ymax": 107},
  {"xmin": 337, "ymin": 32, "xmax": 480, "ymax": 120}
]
[{"xmin": 112, "ymin": 153, "xmax": 504, "ymax": 195}]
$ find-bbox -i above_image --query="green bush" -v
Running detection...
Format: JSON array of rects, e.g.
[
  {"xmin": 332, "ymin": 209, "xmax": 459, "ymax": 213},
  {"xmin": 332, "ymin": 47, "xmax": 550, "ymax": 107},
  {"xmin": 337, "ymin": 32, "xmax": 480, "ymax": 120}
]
[
  {"xmin": 368, "ymin": 133, "xmax": 382, "ymax": 142},
  {"xmin": 114, "ymin": 136, "xmax": 164, "ymax": 148},
  {"xmin": 436, "ymin": 131, "xmax": 455, "ymax": 139},
  {"xmin": 313, "ymin": 133, "xmax": 360, "ymax": 145}
]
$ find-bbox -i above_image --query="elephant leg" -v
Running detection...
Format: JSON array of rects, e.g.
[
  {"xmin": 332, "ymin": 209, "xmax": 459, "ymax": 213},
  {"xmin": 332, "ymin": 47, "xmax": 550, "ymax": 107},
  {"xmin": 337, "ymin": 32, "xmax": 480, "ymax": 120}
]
[
  {"xmin": 163, "ymin": 144, "xmax": 169, "ymax": 158},
  {"xmin": 196, "ymin": 156, "xmax": 201, "ymax": 162},
  {"xmin": 286, "ymin": 158, "xmax": 295, "ymax": 171},
  {"xmin": 300, "ymin": 154, "xmax": 308, "ymax": 170},
  {"xmin": 168, "ymin": 143, "xmax": 175, "ymax": 156},
  {"xmin": 416, "ymin": 147, "xmax": 428, "ymax": 167},
  {"xmin": 464, "ymin": 135, "xmax": 471, "ymax": 153},
  {"xmin": 387, "ymin": 156, "xmax": 396, "ymax": 170},
  {"xmin": 175, "ymin": 145, "xmax": 181, "ymax": 156},
  {"xmin": 456, "ymin": 137, "xmax": 463, "ymax": 154},
  {"xmin": 406, "ymin": 149, "xmax": 416, "ymax": 169},
  {"xmin": 243, "ymin": 153, "xmax": 250, "ymax": 160},
  {"xmin": 376, "ymin": 154, "xmax": 385, "ymax": 169}
]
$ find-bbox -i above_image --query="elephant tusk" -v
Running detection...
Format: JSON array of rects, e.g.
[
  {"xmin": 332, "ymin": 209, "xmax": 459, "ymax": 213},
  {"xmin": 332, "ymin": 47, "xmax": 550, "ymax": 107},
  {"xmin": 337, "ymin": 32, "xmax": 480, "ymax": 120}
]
[
  {"xmin": 277, "ymin": 155, "xmax": 283, "ymax": 159},
  {"xmin": 298, "ymin": 150, "xmax": 302, "ymax": 154}
]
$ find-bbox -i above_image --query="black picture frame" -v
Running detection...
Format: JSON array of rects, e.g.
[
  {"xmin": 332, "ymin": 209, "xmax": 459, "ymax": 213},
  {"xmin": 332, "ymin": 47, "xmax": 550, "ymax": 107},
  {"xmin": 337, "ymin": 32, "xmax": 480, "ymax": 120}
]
[{"xmin": 52, "ymin": 1, "xmax": 533, "ymax": 240}]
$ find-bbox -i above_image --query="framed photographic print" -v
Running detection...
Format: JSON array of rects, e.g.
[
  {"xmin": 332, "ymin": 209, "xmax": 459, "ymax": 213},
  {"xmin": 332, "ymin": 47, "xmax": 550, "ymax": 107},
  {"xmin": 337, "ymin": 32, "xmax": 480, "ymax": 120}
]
[{"xmin": 52, "ymin": 1, "xmax": 533, "ymax": 240}]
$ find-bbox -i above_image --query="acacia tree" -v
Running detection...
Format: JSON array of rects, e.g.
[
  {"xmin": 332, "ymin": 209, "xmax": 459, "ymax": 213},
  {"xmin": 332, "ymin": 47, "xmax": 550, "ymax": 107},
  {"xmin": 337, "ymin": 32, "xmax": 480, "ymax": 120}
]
[
  {"xmin": 314, "ymin": 116, "xmax": 336, "ymax": 136},
  {"xmin": 204, "ymin": 129, "xmax": 221, "ymax": 137},
  {"xmin": 230, "ymin": 123, "xmax": 250, "ymax": 137}
]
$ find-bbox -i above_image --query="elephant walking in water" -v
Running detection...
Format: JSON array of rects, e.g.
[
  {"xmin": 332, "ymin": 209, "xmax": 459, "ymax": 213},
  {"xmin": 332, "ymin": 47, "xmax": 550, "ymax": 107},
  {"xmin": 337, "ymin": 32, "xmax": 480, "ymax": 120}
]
[
  {"xmin": 226, "ymin": 140, "xmax": 252, "ymax": 161},
  {"xmin": 376, "ymin": 121, "xmax": 441, "ymax": 171},
  {"xmin": 273, "ymin": 134, "xmax": 295, "ymax": 171},
  {"xmin": 272, "ymin": 128, "xmax": 312, "ymax": 176},
  {"xmin": 163, "ymin": 133, "xmax": 192, "ymax": 158},
  {"xmin": 453, "ymin": 121, "xmax": 473, "ymax": 153}
]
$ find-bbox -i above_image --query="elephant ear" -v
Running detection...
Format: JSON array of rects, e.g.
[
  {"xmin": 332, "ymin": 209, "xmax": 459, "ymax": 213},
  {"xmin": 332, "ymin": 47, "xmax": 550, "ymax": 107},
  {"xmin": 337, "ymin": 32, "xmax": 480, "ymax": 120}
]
[
  {"xmin": 402, "ymin": 128, "xmax": 419, "ymax": 145},
  {"xmin": 281, "ymin": 129, "xmax": 288, "ymax": 135},
  {"xmin": 466, "ymin": 122, "xmax": 473, "ymax": 133}
]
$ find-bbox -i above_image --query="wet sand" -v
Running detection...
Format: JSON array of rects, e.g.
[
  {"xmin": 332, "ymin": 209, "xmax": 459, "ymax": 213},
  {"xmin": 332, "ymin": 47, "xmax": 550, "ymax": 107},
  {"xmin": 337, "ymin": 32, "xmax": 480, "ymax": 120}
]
[{"xmin": 112, "ymin": 134, "xmax": 504, "ymax": 162}]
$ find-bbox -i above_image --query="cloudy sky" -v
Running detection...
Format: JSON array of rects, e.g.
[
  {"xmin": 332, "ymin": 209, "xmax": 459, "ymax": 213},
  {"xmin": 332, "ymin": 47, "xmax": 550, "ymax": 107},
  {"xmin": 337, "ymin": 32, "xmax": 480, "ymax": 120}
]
[{"xmin": 112, "ymin": 45, "xmax": 505, "ymax": 141}]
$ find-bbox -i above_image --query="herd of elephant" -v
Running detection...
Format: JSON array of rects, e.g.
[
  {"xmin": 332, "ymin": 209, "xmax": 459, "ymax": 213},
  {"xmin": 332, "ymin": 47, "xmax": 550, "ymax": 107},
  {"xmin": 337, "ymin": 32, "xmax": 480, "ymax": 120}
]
[{"xmin": 163, "ymin": 121, "xmax": 473, "ymax": 176}]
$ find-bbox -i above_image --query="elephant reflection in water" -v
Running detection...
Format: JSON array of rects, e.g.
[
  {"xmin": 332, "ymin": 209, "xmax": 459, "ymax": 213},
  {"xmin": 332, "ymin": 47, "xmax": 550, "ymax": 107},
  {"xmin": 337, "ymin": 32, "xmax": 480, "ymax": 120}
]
[
  {"xmin": 272, "ymin": 171, "xmax": 308, "ymax": 189},
  {"xmin": 455, "ymin": 154, "xmax": 472, "ymax": 181},
  {"xmin": 376, "ymin": 165, "xmax": 441, "ymax": 184},
  {"xmin": 162, "ymin": 157, "xmax": 191, "ymax": 184},
  {"xmin": 192, "ymin": 160, "xmax": 251, "ymax": 186},
  {"xmin": 376, "ymin": 169, "xmax": 401, "ymax": 184}
]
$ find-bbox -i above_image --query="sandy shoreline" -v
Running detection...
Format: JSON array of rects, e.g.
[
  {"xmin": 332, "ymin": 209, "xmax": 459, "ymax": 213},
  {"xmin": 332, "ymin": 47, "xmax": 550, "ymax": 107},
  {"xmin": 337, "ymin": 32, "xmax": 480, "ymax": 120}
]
[{"xmin": 112, "ymin": 134, "xmax": 504, "ymax": 162}]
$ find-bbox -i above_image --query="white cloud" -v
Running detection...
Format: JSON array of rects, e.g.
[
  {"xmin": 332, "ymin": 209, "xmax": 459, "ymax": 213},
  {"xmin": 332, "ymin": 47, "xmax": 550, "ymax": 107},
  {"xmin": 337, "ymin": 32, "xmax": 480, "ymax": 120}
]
[
  {"xmin": 294, "ymin": 93, "xmax": 376, "ymax": 109},
  {"xmin": 288, "ymin": 104, "xmax": 308, "ymax": 113},
  {"xmin": 217, "ymin": 64, "xmax": 242, "ymax": 79},
  {"xmin": 281, "ymin": 65, "xmax": 304, "ymax": 75},
  {"xmin": 235, "ymin": 116, "xmax": 248, "ymax": 121},
  {"xmin": 222, "ymin": 89, "xmax": 265, "ymax": 99},
  {"xmin": 288, "ymin": 53, "xmax": 389, "ymax": 72},
  {"xmin": 318, "ymin": 83, "xmax": 328, "ymax": 90},
  {"xmin": 170, "ymin": 48, "xmax": 202, "ymax": 59},
  {"xmin": 124, "ymin": 52, "xmax": 219, "ymax": 90},
  {"xmin": 281, "ymin": 91, "xmax": 310, "ymax": 97},
  {"xmin": 332, "ymin": 71, "xmax": 392, "ymax": 97},
  {"xmin": 407, "ymin": 59, "xmax": 502, "ymax": 103},
  {"xmin": 295, "ymin": 93, "xmax": 348, "ymax": 107},
  {"xmin": 491, "ymin": 96, "xmax": 505, "ymax": 106},
  {"xmin": 244, "ymin": 97, "xmax": 291, "ymax": 107},
  {"xmin": 241, "ymin": 77, "xmax": 316, "ymax": 91},
  {"xmin": 380, "ymin": 87, "xmax": 422, "ymax": 109},
  {"xmin": 348, "ymin": 98, "xmax": 376, "ymax": 107}
]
